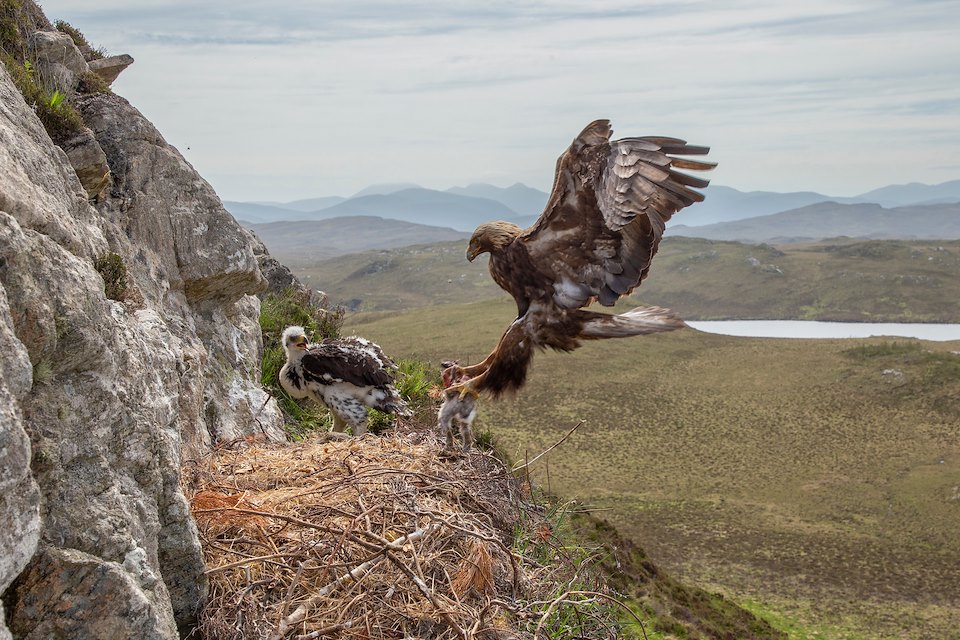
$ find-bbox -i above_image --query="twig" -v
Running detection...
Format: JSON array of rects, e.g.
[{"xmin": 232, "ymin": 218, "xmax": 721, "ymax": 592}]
[
  {"xmin": 292, "ymin": 620, "xmax": 354, "ymax": 639},
  {"xmin": 382, "ymin": 548, "xmax": 466, "ymax": 639},
  {"xmin": 204, "ymin": 552, "xmax": 297, "ymax": 575},
  {"xmin": 274, "ymin": 561, "xmax": 307, "ymax": 636},
  {"xmin": 511, "ymin": 421, "xmax": 584, "ymax": 473}
]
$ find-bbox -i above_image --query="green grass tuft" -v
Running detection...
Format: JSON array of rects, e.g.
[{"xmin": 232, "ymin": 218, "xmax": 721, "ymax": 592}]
[
  {"xmin": 260, "ymin": 287, "xmax": 344, "ymax": 343},
  {"xmin": 31, "ymin": 359, "xmax": 52, "ymax": 387},
  {"xmin": 54, "ymin": 20, "xmax": 104, "ymax": 60},
  {"xmin": 93, "ymin": 252, "xmax": 129, "ymax": 301}
]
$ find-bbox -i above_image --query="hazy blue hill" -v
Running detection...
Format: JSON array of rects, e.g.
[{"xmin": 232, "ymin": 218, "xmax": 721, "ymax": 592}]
[
  {"xmin": 854, "ymin": 179, "xmax": 960, "ymax": 207},
  {"xmin": 679, "ymin": 180, "xmax": 960, "ymax": 227},
  {"xmin": 670, "ymin": 201, "xmax": 960, "ymax": 243},
  {"xmin": 677, "ymin": 185, "xmax": 836, "ymax": 226},
  {"xmin": 350, "ymin": 182, "xmax": 422, "ymax": 198},
  {"xmin": 314, "ymin": 187, "xmax": 521, "ymax": 231},
  {"xmin": 227, "ymin": 179, "xmax": 960, "ymax": 228},
  {"xmin": 446, "ymin": 182, "xmax": 549, "ymax": 217},
  {"xmin": 245, "ymin": 216, "xmax": 469, "ymax": 261},
  {"xmin": 277, "ymin": 195, "xmax": 347, "ymax": 212},
  {"xmin": 223, "ymin": 201, "xmax": 308, "ymax": 223}
]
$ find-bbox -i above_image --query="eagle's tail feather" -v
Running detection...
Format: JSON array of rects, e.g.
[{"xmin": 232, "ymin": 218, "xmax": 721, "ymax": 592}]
[{"xmin": 578, "ymin": 305, "xmax": 686, "ymax": 338}]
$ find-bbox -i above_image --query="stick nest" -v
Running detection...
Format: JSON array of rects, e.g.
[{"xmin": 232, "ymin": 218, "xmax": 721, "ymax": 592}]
[{"xmin": 188, "ymin": 430, "xmax": 623, "ymax": 639}]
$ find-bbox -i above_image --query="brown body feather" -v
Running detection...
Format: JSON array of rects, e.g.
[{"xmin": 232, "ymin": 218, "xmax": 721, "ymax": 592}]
[{"xmin": 461, "ymin": 120, "xmax": 714, "ymax": 397}]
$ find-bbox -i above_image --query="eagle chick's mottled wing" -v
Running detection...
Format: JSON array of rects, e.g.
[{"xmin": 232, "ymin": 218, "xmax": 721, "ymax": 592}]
[
  {"xmin": 300, "ymin": 340, "xmax": 394, "ymax": 388},
  {"xmin": 337, "ymin": 336, "xmax": 399, "ymax": 371},
  {"xmin": 519, "ymin": 119, "xmax": 715, "ymax": 308}
]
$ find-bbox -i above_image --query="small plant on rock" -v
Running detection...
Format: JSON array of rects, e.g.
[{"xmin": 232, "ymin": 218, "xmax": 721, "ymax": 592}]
[{"xmin": 93, "ymin": 252, "xmax": 128, "ymax": 301}]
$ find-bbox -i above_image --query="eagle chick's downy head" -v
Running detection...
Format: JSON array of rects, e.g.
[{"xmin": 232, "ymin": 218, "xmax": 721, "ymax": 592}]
[
  {"xmin": 281, "ymin": 325, "xmax": 309, "ymax": 359},
  {"xmin": 466, "ymin": 221, "xmax": 523, "ymax": 261}
]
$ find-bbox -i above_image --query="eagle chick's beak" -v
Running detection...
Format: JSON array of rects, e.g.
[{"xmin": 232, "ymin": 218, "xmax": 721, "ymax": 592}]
[{"xmin": 296, "ymin": 338, "xmax": 308, "ymax": 350}]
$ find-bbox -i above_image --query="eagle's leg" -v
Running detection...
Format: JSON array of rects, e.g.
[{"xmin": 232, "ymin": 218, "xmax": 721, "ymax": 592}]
[
  {"xmin": 459, "ymin": 314, "xmax": 524, "ymax": 378},
  {"xmin": 446, "ymin": 372, "xmax": 485, "ymax": 400},
  {"xmin": 352, "ymin": 417, "xmax": 368, "ymax": 437},
  {"xmin": 331, "ymin": 413, "xmax": 348, "ymax": 433},
  {"xmin": 458, "ymin": 355, "xmax": 494, "ymax": 378}
]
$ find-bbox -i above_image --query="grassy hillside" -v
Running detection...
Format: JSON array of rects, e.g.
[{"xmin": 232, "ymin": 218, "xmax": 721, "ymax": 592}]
[
  {"xmin": 639, "ymin": 237, "xmax": 960, "ymax": 321},
  {"xmin": 345, "ymin": 300, "xmax": 960, "ymax": 639},
  {"xmin": 293, "ymin": 236, "xmax": 960, "ymax": 321},
  {"xmin": 295, "ymin": 241, "xmax": 502, "ymax": 310}
]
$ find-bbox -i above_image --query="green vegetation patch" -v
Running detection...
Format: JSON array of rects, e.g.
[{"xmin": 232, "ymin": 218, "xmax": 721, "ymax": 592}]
[
  {"xmin": 1, "ymin": 2, "xmax": 87, "ymax": 143},
  {"xmin": 54, "ymin": 19, "xmax": 104, "ymax": 59},
  {"xmin": 93, "ymin": 252, "xmax": 129, "ymax": 301},
  {"xmin": 841, "ymin": 340, "xmax": 960, "ymax": 418}
]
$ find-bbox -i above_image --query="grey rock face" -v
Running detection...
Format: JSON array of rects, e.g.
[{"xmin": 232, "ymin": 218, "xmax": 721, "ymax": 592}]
[
  {"xmin": 88, "ymin": 53, "xmax": 135, "ymax": 86},
  {"xmin": 8, "ymin": 547, "xmax": 178, "ymax": 639},
  {"xmin": 0, "ymin": 284, "xmax": 41, "ymax": 640},
  {"xmin": 27, "ymin": 29, "xmax": 88, "ymax": 94},
  {"xmin": 58, "ymin": 126, "xmax": 111, "ymax": 199},
  {"xmin": 77, "ymin": 91, "xmax": 266, "ymax": 305},
  {"xmin": 23, "ymin": 27, "xmax": 132, "ymax": 201},
  {"xmin": 0, "ymin": 7, "xmax": 287, "ymax": 636}
]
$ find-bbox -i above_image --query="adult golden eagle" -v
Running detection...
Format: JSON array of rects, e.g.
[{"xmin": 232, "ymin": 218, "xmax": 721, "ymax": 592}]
[{"xmin": 450, "ymin": 119, "xmax": 714, "ymax": 397}]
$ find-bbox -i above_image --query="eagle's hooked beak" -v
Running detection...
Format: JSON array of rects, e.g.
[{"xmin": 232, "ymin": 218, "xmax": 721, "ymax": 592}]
[
  {"xmin": 295, "ymin": 337, "xmax": 308, "ymax": 350},
  {"xmin": 466, "ymin": 245, "xmax": 480, "ymax": 262}
]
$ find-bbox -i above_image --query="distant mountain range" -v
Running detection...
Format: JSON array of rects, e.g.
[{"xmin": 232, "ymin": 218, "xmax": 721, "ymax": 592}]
[
  {"xmin": 244, "ymin": 216, "xmax": 469, "ymax": 261},
  {"xmin": 226, "ymin": 179, "xmax": 960, "ymax": 254},
  {"xmin": 670, "ymin": 202, "xmax": 960, "ymax": 243},
  {"xmin": 226, "ymin": 179, "xmax": 960, "ymax": 228},
  {"xmin": 225, "ymin": 183, "xmax": 542, "ymax": 231},
  {"xmin": 678, "ymin": 180, "xmax": 960, "ymax": 226}
]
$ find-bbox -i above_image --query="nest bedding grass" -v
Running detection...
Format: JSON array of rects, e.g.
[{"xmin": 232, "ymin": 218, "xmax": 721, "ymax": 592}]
[{"xmin": 187, "ymin": 427, "xmax": 631, "ymax": 639}]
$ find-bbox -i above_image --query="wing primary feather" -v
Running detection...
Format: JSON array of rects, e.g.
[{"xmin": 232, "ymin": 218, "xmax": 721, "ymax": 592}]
[
  {"xmin": 671, "ymin": 158, "xmax": 717, "ymax": 171},
  {"xmin": 669, "ymin": 170, "xmax": 712, "ymax": 189},
  {"xmin": 635, "ymin": 136, "xmax": 687, "ymax": 146},
  {"xmin": 660, "ymin": 144, "xmax": 711, "ymax": 156},
  {"xmin": 656, "ymin": 177, "xmax": 706, "ymax": 204}
]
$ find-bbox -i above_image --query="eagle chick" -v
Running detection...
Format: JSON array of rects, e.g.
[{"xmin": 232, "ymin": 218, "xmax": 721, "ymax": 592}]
[{"xmin": 279, "ymin": 326, "xmax": 409, "ymax": 435}]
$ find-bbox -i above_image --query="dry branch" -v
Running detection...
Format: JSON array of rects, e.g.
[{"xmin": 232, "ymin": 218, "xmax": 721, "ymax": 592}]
[{"xmin": 511, "ymin": 421, "xmax": 584, "ymax": 473}]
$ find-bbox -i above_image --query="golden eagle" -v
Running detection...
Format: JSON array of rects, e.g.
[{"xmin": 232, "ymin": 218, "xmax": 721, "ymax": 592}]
[
  {"xmin": 450, "ymin": 119, "xmax": 715, "ymax": 397},
  {"xmin": 280, "ymin": 326, "xmax": 409, "ymax": 435}
]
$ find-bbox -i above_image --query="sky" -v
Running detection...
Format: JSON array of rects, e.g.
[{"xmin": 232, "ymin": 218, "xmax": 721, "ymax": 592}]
[{"xmin": 38, "ymin": 1, "xmax": 960, "ymax": 202}]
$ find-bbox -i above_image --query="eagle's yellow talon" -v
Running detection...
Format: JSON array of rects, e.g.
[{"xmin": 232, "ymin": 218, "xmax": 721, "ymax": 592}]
[{"xmin": 458, "ymin": 384, "xmax": 480, "ymax": 400}]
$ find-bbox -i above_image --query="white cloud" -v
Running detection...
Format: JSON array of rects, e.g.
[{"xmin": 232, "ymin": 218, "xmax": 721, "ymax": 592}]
[{"xmin": 39, "ymin": 0, "xmax": 960, "ymax": 201}]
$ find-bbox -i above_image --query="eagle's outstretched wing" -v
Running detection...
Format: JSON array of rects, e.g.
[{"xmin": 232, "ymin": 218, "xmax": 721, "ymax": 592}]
[{"xmin": 518, "ymin": 119, "xmax": 715, "ymax": 308}]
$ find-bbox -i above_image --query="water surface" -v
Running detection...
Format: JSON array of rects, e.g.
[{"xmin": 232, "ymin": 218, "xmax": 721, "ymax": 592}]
[{"xmin": 687, "ymin": 320, "xmax": 960, "ymax": 342}]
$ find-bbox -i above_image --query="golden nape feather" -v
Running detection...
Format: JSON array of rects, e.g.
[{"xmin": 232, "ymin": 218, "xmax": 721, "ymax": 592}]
[{"xmin": 450, "ymin": 119, "xmax": 714, "ymax": 398}]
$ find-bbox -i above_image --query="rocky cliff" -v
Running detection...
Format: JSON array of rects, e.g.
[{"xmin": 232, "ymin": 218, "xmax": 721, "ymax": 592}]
[{"xmin": 0, "ymin": 5, "xmax": 287, "ymax": 637}]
